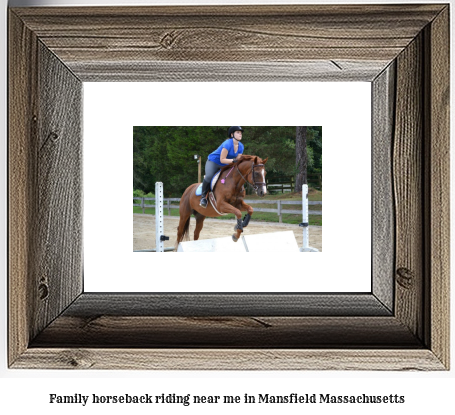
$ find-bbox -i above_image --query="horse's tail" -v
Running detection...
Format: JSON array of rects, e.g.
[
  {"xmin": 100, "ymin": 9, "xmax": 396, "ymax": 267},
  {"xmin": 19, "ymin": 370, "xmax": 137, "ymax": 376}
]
[
  {"xmin": 176, "ymin": 216, "xmax": 191, "ymax": 244},
  {"xmin": 175, "ymin": 186, "xmax": 193, "ymax": 248}
]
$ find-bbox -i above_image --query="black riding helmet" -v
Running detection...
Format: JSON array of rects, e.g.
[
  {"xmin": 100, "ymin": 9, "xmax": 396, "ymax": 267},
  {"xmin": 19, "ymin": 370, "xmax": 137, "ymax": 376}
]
[{"xmin": 228, "ymin": 126, "xmax": 244, "ymax": 138}]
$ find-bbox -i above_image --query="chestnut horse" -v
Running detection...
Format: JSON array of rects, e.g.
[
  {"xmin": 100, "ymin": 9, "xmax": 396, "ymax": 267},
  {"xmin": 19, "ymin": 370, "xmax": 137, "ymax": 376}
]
[{"xmin": 176, "ymin": 155, "xmax": 268, "ymax": 246}]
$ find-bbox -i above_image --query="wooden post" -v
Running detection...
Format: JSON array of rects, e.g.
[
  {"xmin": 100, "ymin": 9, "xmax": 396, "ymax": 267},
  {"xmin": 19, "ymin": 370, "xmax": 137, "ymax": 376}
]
[
  {"xmin": 277, "ymin": 200, "xmax": 282, "ymax": 223},
  {"xmin": 141, "ymin": 197, "xmax": 145, "ymax": 214},
  {"xmin": 198, "ymin": 156, "xmax": 202, "ymax": 183},
  {"xmin": 167, "ymin": 199, "xmax": 171, "ymax": 216}
]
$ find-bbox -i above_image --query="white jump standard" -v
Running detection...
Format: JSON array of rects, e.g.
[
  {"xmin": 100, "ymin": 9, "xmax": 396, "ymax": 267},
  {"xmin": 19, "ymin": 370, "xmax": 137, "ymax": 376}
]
[
  {"xmin": 300, "ymin": 184, "xmax": 319, "ymax": 252},
  {"xmin": 134, "ymin": 181, "xmax": 172, "ymax": 252},
  {"xmin": 154, "ymin": 182, "xmax": 170, "ymax": 252}
]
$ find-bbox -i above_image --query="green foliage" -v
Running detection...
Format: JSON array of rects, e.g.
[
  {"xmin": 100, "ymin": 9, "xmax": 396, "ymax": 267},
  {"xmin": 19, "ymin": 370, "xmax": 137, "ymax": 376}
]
[
  {"xmin": 133, "ymin": 189, "xmax": 154, "ymax": 206},
  {"xmin": 133, "ymin": 189, "xmax": 145, "ymax": 204},
  {"xmin": 133, "ymin": 126, "xmax": 322, "ymax": 196},
  {"xmin": 133, "ymin": 189, "xmax": 145, "ymax": 198}
]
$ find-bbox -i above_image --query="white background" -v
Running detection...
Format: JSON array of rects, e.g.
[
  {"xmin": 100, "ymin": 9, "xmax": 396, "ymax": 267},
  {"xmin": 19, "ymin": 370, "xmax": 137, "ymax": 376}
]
[
  {"xmin": 83, "ymin": 82, "xmax": 371, "ymax": 292},
  {"xmin": 1, "ymin": 0, "xmax": 454, "ymax": 414}
]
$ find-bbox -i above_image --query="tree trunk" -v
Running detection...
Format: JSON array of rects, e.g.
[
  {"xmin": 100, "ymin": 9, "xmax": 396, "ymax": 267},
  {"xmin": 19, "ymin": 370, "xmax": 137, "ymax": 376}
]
[{"xmin": 295, "ymin": 126, "xmax": 308, "ymax": 192}]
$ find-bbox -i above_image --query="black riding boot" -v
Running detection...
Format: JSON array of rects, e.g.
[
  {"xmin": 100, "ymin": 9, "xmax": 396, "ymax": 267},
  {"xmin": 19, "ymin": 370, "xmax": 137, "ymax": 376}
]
[{"xmin": 199, "ymin": 179, "xmax": 210, "ymax": 208}]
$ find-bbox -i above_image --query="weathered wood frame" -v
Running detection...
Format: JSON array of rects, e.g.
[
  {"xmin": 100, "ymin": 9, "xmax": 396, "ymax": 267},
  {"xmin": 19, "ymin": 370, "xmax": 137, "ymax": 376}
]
[{"xmin": 8, "ymin": 5, "xmax": 450, "ymax": 370}]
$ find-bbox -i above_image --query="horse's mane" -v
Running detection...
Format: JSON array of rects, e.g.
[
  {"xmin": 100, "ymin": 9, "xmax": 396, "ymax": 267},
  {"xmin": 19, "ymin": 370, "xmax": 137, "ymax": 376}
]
[{"xmin": 219, "ymin": 155, "xmax": 258, "ymax": 173}]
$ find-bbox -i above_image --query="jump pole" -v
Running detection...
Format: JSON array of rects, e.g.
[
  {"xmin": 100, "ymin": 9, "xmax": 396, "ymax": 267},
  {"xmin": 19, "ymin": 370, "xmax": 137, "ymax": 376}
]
[{"xmin": 300, "ymin": 184, "xmax": 319, "ymax": 252}]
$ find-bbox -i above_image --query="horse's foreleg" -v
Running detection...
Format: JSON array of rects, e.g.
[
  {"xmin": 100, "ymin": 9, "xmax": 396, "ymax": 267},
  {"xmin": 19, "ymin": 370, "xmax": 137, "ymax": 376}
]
[
  {"xmin": 239, "ymin": 200, "xmax": 254, "ymax": 228},
  {"xmin": 193, "ymin": 212, "xmax": 206, "ymax": 241},
  {"xmin": 217, "ymin": 202, "xmax": 243, "ymax": 242},
  {"xmin": 233, "ymin": 219, "xmax": 244, "ymax": 242}
]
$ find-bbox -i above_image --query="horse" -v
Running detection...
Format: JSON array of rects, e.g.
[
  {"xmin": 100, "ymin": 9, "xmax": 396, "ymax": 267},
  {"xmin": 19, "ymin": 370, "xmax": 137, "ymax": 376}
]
[{"xmin": 176, "ymin": 154, "xmax": 268, "ymax": 246}]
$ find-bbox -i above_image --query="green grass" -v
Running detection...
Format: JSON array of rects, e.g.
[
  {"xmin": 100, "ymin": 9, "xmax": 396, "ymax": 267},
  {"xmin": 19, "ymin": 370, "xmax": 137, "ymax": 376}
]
[{"xmin": 133, "ymin": 189, "xmax": 322, "ymax": 226}]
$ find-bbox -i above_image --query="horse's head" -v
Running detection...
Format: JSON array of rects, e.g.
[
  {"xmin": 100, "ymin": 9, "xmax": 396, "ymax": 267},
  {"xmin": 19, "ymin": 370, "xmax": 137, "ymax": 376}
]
[{"xmin": 236, "ymin": 155, "xmax": 268, "ymax": 197}]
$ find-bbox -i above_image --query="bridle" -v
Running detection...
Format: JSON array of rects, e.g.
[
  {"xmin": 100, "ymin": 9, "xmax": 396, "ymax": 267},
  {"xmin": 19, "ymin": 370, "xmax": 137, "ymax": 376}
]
[{"xmin": 235, "ymin": 160, "xmax": 266, "ymax": 193}]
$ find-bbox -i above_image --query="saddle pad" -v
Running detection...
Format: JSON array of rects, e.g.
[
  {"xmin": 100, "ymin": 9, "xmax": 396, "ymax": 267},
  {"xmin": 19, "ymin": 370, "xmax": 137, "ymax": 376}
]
[{"xmin": 195, "ymin": 170, "xmax": 221, "ymax": 196}]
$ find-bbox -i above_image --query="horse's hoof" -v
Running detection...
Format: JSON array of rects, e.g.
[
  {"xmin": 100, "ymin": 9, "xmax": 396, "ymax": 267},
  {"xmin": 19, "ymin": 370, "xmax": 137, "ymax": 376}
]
[{"xmin": 232, "ymin": 234, "xmax": 238, "ymax": 242}]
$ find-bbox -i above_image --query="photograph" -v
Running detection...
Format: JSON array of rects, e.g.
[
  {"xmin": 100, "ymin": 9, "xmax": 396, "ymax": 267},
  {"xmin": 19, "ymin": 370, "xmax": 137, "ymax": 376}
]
[{"xmin": 132, "ymin": 126, "xmax": 322, "ymax": 253}]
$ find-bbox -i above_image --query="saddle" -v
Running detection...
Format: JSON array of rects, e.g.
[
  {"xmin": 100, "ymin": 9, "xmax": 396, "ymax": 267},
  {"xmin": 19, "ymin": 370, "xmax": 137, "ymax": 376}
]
[
  {"xmin": 195, "ymin": 170, "xmax": 222, "ymax": 196},
  {"xmin": 195, "ymin": 170, "xmax": 226, "ymax": 215}
]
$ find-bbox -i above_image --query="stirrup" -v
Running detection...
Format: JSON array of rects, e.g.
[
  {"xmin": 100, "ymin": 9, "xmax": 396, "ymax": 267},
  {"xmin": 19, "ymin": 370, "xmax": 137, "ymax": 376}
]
[{"xmin": 199, "ymin": 196, "xmax": 208, "ymax": 208}]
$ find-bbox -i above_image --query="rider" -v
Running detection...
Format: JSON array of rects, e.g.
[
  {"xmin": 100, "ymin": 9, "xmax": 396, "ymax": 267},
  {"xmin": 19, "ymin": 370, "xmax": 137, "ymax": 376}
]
[{"xmin": 199, "ymin": 126, "xmax": 244, "ymax": 208}]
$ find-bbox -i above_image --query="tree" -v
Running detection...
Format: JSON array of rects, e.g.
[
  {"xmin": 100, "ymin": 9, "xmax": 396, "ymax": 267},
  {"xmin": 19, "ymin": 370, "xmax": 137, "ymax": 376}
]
[
  {"xmin": 295, "ymin": 126, "xmax": 308, "ymax": 192},
  {"xmin": 133, "ymin": 126, "xmax": 322, "ymax": 196}
]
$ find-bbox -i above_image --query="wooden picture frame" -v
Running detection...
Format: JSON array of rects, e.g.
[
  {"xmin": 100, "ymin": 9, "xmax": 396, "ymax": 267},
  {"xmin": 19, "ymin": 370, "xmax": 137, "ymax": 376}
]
[{"xmin": 8, "ymin": 4, "xmax": 449, "ymax": 370}]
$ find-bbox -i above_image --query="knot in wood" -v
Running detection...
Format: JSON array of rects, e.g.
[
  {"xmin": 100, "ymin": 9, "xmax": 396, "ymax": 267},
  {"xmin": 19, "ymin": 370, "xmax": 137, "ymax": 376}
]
[
  {"xmin": 48, "ymin": 132, "xmax": 59, "ymax": 142},
  {"xmin": 160, "ymin": 31, "xmax": 180, "ymax": 49},
  {"xmin": 60, "ymin": 350, "xmax": 94, "ymax": 369},
  {"xmin": 396, "ymin": 267, "xmax": 414, "ymax": 289},
  {"xmin": 38, "ymin": 282, "xmax": 49, "ymax": 300}
]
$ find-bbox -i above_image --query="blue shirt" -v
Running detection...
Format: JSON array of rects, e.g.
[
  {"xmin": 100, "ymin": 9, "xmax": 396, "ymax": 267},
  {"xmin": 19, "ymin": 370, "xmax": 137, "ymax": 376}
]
[{"xmin": 208, "ymin": 139, "xmax": 244, "ymax": 166}]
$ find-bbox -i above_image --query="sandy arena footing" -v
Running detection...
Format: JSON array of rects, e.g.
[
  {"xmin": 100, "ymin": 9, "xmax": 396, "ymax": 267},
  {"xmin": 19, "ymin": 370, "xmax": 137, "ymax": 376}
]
[{"xmin": 133, "ymin": 214, "xmax": 322, "ymax": 252}]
